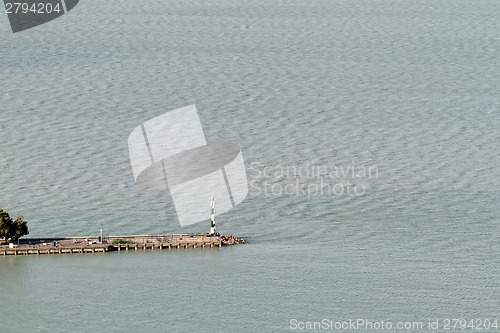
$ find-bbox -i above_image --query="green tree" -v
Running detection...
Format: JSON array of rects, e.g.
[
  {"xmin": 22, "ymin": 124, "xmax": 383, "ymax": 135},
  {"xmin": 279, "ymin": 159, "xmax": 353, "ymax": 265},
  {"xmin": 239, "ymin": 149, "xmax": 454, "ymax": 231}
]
[{"xmin": 0, "ymin": 209, "xmax": 29, "ymax": 242}]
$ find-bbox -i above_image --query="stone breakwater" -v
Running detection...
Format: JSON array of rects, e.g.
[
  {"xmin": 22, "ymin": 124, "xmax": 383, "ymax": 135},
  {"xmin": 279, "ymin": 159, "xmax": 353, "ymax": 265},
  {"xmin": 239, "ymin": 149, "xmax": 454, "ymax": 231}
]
[{"xmin": 0, "ymin": 234, "xmax": 246, "ymax": 255}]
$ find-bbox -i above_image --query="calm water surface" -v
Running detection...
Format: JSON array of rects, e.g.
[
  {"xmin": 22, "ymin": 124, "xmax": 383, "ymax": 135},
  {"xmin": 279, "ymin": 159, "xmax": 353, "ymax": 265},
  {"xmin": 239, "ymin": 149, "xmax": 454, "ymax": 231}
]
[{"xmin": 1, "ymin": 0, "xmax": 499, "ymax": 332}]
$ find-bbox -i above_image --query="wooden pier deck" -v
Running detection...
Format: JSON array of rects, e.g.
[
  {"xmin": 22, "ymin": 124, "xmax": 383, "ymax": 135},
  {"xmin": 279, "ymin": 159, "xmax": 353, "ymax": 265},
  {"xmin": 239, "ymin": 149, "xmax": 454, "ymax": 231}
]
[{"xmin": 0, "ymin": 234, "xmax": 244, "ymax": 256}]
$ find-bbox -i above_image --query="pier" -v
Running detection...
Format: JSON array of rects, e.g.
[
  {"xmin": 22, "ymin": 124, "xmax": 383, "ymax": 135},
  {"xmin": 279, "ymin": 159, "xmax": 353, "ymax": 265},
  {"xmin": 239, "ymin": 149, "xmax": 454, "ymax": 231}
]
[{"xmin": 0, "ymin": 234, "xmax": 245, "ymax": 256}]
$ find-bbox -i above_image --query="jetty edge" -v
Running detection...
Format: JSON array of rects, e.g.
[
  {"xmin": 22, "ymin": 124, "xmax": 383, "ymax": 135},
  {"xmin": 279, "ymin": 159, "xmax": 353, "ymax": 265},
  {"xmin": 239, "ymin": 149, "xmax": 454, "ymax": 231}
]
[{"xmin": 0, "ymin": 233, "xmax": 245, "ymax": 256}]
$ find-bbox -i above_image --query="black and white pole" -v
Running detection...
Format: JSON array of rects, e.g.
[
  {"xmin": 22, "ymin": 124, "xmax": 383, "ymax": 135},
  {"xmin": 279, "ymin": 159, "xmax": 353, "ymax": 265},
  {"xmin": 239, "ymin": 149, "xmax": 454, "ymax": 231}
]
[{"xmin": 209, "ymin": 196, "xmax": 216, "ymax": 236}]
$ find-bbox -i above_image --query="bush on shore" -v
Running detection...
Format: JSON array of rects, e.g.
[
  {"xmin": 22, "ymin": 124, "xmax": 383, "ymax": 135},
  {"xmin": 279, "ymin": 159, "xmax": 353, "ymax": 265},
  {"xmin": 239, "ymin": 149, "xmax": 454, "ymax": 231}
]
[{"xmin": 0, "ymin": 209, "xmax": 29, "ymax": 243}]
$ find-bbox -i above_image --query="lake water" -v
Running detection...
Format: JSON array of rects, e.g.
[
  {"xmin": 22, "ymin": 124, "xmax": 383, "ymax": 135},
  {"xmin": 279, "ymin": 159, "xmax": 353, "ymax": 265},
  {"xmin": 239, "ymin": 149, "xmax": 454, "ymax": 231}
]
[{"xmin": 0, "ymin": 0, "xmax": 499, "ymax": 332}]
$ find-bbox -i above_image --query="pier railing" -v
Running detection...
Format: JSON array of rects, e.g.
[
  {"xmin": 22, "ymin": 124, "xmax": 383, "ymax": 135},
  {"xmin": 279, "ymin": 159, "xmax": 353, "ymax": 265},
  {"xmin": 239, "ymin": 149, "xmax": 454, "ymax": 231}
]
[{"xmin": 0, "ymin": 234, "xmax": 232, "ymax": 255}]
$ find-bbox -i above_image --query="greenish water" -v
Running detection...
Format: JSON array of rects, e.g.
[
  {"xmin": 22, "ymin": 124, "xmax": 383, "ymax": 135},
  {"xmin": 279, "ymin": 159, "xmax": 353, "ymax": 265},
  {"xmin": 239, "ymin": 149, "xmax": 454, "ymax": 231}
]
[{"xmin": 1, "ymin": 0, "xmax": 499, "ymax": 332}]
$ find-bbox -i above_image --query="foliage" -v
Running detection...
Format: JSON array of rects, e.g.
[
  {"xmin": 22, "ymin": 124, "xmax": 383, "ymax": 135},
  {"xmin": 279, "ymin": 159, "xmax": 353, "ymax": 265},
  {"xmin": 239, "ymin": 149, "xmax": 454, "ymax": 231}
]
[
  {"xmin": 112, "ymin": 238, "xmax": 134, "ymax": 244},
  {"xmin": 0, "ymin": 209, "xmax": 29, "ymax": 242}
]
